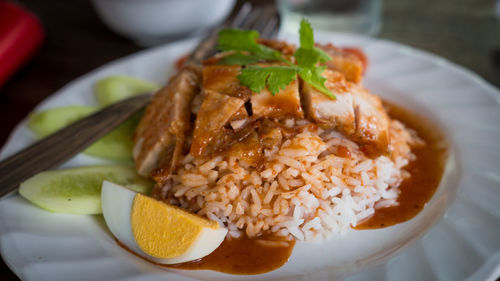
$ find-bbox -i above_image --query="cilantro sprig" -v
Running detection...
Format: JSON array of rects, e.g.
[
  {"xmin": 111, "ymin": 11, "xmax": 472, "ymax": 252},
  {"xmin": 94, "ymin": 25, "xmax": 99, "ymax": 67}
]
[
  {"xmin": 218, "ymin": 29, "xmax": 291, "ymax": 65},
  {"xmin": 238, "ymin": 66, "xmax": 298, "ymax": 94},
  {"xmin": 217, "ymin": 19, "xmax": 335, "ymax": 99}
]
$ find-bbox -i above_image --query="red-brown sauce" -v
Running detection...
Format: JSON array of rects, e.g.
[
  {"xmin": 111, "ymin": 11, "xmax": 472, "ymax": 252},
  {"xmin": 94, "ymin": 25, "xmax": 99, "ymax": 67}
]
[
  {"xmin": 117, "ymin": 235, "xmax": 294, "ymax": 275},
  {"xmin": 356, "ymin": 102, "xmax": 448, "ymax": 228},
  {"xmin": 166, "ymin": 235, "xmax": 295, "ymax": 274}
]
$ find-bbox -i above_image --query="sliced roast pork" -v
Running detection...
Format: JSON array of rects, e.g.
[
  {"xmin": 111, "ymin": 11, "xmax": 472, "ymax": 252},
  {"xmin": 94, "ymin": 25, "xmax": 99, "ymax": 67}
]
[
  {"xmin": 134, "ymin": 65, "xmax": 201, "ymax": 180},
  {"xmin": 301, "ymin": 69, "xmax": 390, "ymax": 156}
]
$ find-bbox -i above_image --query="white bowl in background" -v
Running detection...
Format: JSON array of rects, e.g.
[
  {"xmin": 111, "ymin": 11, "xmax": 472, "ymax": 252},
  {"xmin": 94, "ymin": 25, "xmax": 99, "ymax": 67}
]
[{"xmin": 91, "ymin": 0, "xmax": 235, "ymax": 46}]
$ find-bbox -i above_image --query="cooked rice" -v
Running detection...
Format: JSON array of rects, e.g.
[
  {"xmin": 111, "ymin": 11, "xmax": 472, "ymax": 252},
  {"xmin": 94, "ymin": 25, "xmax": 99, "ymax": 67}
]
[{"xmin": 166, "ymin": 119, "xmax": 421, "ymax": 241}]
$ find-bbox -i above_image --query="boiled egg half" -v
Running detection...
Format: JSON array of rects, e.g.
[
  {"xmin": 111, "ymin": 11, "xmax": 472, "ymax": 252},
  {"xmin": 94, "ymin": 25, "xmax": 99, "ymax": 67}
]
[{"xmin": 101, "ymin": 181, "xmax": 227, "ymax": 264}]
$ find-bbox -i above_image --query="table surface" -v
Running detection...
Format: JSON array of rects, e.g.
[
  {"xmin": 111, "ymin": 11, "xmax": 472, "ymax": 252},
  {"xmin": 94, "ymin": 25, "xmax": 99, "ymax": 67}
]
[{"xmin": 1, "ymin": 0, "xmax": 499, "ymax": 280}]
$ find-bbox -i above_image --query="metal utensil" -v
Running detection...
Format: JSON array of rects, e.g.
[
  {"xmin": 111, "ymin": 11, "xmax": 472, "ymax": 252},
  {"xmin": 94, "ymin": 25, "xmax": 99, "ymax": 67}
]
[{"xmin": 0, "ymin": 2, "xmax": 280, "ymax": 198}]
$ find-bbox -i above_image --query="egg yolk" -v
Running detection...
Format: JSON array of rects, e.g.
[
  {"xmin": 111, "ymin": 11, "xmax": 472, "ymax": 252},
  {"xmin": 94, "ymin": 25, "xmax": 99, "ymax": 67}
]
[{"xmin": 130, "ymin": 193, "xmax": 218, "ymax": 258}]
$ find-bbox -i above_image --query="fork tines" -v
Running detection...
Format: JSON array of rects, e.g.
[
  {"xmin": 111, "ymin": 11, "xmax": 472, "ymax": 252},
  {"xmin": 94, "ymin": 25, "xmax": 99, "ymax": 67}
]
[{"xmin": 230, "ymin": 3, "xmax": 279, "ymax": 39}]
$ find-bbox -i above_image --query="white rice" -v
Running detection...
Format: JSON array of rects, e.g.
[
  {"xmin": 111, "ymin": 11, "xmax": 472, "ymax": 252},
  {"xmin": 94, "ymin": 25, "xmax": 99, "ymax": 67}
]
[{"xmin": 166, "ymin": 120, "xmax": 419, "ymax": 241}]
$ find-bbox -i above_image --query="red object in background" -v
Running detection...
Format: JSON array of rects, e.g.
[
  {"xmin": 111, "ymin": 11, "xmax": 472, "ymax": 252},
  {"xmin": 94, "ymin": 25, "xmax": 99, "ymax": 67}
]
[{"xmin": 0, "ymin": 1, "xmax": 44, "ymax": 87}]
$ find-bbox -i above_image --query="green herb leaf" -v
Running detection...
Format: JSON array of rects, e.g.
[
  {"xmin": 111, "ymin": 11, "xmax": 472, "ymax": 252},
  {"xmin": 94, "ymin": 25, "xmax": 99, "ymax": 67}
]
[
  {"xmin": 294, "ymin": 19, "xmax": 334, "ymax": 98},
  {"xmin": 294, "ymin": 19, "xmax": 332, "ymax": 64},
  {"xmin": 299, "ymin": 19, "xmax": 315, "ymax": 49},
  {"xmin": 216, "ymin": 19, "xmax": 335, "ymax": 99},
  {"xmin": 298, "ymin": 66, "xmax": 335, "ymax": 99},
  {"xmin": 238, "ymin": 66, "xmax": 297, "ymax": 95},
  {"xmin": 217, "ymin": 29, "xmax": 286, "ymax": 63},
  {"xmin": 294, "ymin": 48, "xmax": 321, "ymax": 68},
  {"xmin": 314, "ymin": 47, "xmax": 332, "ymax": 63},
  {"xmin": 217, "ymin": 29, "xmax": 260, "ymax": 52}
]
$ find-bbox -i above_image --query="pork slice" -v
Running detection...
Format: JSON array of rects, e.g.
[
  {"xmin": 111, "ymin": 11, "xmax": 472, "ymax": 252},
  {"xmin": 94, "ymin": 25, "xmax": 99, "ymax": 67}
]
[
  {"xmin": 251, "ymin": 79, "xmax": 303, "ymax": 119},
  {"xmin": 190, "ymin": 90, "xmax": 245, "ymax": 156},
  {"xmin": 317, "ymin": 43, "xmax": 365, "ymax": 84},
  {"xmin": 202, "ymin": 64, "xmax": 251, "ymax": 99},
  {"xmin": 301, "ymin": 70, "xmax": 356, "ymax": 135},
  {"xmin": 134, "ymin": 65, "xmax": 201, "ymax": 178},
  {"xmin": 250, "ymin": 63, "xmax": 303, "ymax": 119},
  {"xmin": 301, "ymin": 69, "xmax": 390, "ymax": 156},
  {"xmin": 350, "ymin": 84, "xmax": 390, "ymax": 156}
]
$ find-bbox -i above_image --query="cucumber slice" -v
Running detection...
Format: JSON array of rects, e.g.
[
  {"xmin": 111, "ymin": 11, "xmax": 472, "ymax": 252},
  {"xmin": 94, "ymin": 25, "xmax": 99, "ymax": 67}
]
[
  {"xmin": 84, "ymin": 113, "xmax": 142, "ymax": 162},
  {"xmin": 94, "ymin": 76, "xmax": 159, "ymax": 106},
  {"xmin": 19, "ymin": 165, "xmax": 153, "ymax": 215},
  {"xmin": 27, "ymin": 106, "xmax": 142, "ymax": 161},
  {"xmin": 28, "ymin": 106, "xmax": 98, "ymax": 138}
]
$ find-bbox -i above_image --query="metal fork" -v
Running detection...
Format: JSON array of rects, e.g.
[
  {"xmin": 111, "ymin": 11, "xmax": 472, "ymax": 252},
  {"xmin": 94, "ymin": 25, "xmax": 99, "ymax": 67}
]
[
  {"xmin": 235, "ymin": 3, "xmax": 280, "ymax": 38},
  {"xmin": 0, "ymin": 3, "xmax": 281, "ymax": 198},
  {"xmin": 229, "ymin": 3, "xmax": 280, "ymax": 38}
]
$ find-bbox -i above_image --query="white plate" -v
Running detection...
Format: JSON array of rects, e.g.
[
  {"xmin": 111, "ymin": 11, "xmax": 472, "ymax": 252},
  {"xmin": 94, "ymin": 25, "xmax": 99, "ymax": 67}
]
[{"xmin": 1, "ymin": 32, "xmax": 500, "ymax": 281}]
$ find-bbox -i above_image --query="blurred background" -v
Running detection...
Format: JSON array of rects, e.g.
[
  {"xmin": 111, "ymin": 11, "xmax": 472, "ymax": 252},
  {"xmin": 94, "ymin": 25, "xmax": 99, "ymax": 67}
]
[{"xmin": 0, "ymin": 0, "xmax": 499, "ymax": 280}]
